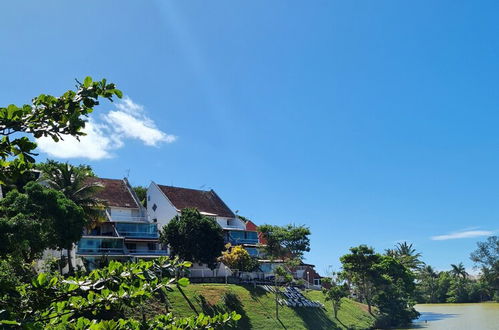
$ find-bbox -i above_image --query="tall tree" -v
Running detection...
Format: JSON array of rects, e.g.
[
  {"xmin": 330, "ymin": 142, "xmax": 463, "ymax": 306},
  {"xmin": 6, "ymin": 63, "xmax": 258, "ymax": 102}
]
[
  {"xmin": 322, "ymin": 274, "xmax": 349, "ymax": 319},
  {"xmin": 340, "ymin": 245, "xmax": 380, "ymax": 314},
  {"xmin": 470, "ymin": 236, "xmax": 499, "ymax": 300},
  {"xmin": 418, "ymin": 265, "xmax": 439, "ymax": 303},
  {"xmin": 0, "ymin": 77, "xmax": 122, "ymax": 184},
  {"xmin": 371, "ymin": 256, "xmax": 419, "ymax": 327},
  {"xmin": 0, "ymin": 182, "xmax": 85, "ymax": 266},
  {"xmin": 450, "ymin": 262, "xmax": 468, "ymax": 279},
  {"xmin": 385, "ymin": 242, "xmax": 423, "ymax": 271},
  {"xmin": 258, "ymin": 224, "xmax": 311, "ymax": 260},
  {"xmin": 159, "ymin": 208, "xmax": 225, "ymax": 269},
  {"xmin": 37, "ymin": 160, "xmax": 104, "ymax": 273}
]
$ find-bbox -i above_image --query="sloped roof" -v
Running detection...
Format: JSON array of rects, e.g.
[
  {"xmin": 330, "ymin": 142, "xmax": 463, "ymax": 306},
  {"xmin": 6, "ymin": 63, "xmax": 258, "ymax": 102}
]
[
  {"xmin": 87, "ymin": 178, "xmax": 139, "ymax": 208},
  {"xmin": 157, "ymin": 185, "xmax": 235, "ymax": 218}
]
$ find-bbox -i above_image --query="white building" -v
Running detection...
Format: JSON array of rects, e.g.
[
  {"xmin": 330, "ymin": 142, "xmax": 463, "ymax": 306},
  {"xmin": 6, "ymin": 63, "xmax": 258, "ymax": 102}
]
[{"xmin": 147, "ymin": 182, "xmax": 260, "ymax": 256}]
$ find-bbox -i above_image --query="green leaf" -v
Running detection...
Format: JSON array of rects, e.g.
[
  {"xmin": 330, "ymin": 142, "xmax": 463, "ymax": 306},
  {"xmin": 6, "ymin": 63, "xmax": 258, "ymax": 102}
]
[
  {"xmin": 83, "ymin": 76, "xmax": 93, "ymax": 88},
  {"xmin": 37, "ymin": 273, "xmax": 48, "ymax": 286},
  {"xmin": 114, "ymin": 89, "xmax": 123, "ymax": 98},
  {"xmin": 177, "ymin": 277, "xmax": 190, "ymax": 287},
  {"xmin": 0, "ymin": 320, "xmax": 20, "ymax": 325}
]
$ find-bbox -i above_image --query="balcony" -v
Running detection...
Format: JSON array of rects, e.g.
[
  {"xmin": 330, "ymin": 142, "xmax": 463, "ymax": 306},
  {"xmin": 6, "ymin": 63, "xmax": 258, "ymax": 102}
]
[
  {"xmin": 226, "ymin": 230, "xmax": 259, "ymax": 245},
  {"xmin": 77, "ymin": 237, "xmax": 125, "ymax": 255},
  {"xmin": 227, "ymin": 238, "xmax": 260, "ymax": 245},
  {"xmin": 115, "ymin": 223, "xmax": 158, "ymax": 239},
  {"xmin": 106, "ymin": 210, "xmax": 147, "ymax": 222}
]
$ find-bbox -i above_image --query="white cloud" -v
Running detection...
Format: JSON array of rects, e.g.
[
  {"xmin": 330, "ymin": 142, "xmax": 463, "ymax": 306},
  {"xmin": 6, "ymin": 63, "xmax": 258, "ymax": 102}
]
[
  {"xmin": 37, "ymin": 96, "xmax": 176, "ymax": 160},
  {"xmin": 431, "ymin": 229, "xmax": 494, "ymax": 241}
]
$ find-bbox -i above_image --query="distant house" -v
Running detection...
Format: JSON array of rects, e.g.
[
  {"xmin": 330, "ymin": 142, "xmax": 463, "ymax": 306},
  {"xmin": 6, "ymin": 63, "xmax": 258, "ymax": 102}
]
[
  {"xmin": 75, "ymin": 178, "xmax": 166, "ymax": 270},
  {"xmin": 147, "ymin": 183, "xmax": 260, "ymax": 256}
]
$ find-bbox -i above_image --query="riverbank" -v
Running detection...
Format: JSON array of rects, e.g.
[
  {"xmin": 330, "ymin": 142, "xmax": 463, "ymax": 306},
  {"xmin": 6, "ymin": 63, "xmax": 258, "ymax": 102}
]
[{"xmin": 410, "ymin": 303, "xmax": 499, "ymax": 329}]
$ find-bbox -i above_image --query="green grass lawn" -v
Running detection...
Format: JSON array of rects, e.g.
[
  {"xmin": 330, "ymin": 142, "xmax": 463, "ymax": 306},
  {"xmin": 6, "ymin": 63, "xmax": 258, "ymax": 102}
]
[{"xmin": 136, "ymin": 283, "xmax": 375, "ymax": 329}]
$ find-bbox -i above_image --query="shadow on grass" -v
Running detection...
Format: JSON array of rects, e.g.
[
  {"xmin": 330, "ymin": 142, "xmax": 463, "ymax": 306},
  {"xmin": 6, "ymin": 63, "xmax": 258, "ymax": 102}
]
[
  {"xmin": 293, "ymin": 307, "xmax": 342, "ymax": 330},
  {"xmin": 196, "ymin": 292, "xmax": 252, "ymax": 329},
  {"xmin": 242, "ymin": 284, "xmax": 268, "ymax": 301}
]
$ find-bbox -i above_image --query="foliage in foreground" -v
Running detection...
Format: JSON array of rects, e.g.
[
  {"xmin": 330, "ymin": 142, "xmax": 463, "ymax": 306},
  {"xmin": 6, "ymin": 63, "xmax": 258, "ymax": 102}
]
[
  {"xmin": 0, "ymin": 76, "xmax": 122, "ymax": 185},
  {"xmin": 0, "ymin": 257, "xmax": 240, "ymax": 329}
]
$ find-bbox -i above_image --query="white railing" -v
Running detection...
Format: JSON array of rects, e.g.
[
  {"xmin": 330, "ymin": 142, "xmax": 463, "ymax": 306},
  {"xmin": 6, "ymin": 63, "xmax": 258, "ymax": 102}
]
[{"xmin": 221, "ymin": 224, "xmax": 245, "ymax": 230}]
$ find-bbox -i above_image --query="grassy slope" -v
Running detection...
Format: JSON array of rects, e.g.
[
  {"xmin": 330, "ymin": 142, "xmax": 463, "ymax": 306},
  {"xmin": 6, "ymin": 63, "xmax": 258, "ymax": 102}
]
[{"xmin": 141, "ymin": 284, "xmax": 375, "ymax": 330}]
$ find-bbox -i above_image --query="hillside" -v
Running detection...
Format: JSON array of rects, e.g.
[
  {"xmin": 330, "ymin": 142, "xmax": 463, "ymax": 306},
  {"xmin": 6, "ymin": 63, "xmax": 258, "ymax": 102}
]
[{"xmin": 136, "ymin": 284, "xmax": 375, "ymax": 329}]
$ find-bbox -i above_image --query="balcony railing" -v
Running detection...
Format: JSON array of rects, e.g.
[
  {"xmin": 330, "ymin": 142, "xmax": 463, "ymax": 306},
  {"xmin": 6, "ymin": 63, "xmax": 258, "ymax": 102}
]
[
  {"xmin": 221, "ymin": 224, "xmax": 246, "ymax": 229},
  {"xmin": 77, "ymin": 247, "xmax": 125, "ymax": 255},
  {"xmin": 227, "ymin": 238, "xmax": 259, "ymax": 245},
  {"xmin": 115, "ymin": 223, "xmax": 158, "ymax": 239},
  {"xmin": 128, "ymin": 249, "xmax": 168, "ymax": 255},
  {"xmin": 119, "ymin": 231, "xmax": 158, "ymax": 238},
  {"xmin": 106, "ymin": 210, "xmax": 147, "ymax": 222}
]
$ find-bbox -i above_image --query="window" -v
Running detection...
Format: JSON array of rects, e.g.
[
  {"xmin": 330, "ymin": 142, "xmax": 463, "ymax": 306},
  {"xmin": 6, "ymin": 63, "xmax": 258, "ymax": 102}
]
[
  {"xmin": 147, "ymin": 195, "xmax": 151, "ymax": 201},
  {"xmin": 153, "ymin": 218, "xmax": 157, "ymax": 223},
  {"xmin": 314, "ymin": 279, "xmax": 321, "ymax": 286},
  {"xmin": 152, "ymin": 203, "xmax": 157, "ymax": 211}
]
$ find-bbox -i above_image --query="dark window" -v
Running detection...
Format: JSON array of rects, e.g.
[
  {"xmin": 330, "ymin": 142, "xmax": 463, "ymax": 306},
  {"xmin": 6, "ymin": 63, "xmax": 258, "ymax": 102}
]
[
  {"xmin": 147, "ymin": 195, "xmax": 151, "ymax": 201},
  {"xmin": 148, "ymin": 243, "xmax": 156, "ymax": 250},
  {"xmin": 152, "ymin": 203, "xmax": 157, "ymax": 211}
]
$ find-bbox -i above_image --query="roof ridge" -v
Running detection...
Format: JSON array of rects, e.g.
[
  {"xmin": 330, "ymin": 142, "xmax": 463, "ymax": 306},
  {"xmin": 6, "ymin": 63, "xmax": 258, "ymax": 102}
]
[{"xmin": 157, "ymin": 184, "xmax": 212, "ymax": 193}]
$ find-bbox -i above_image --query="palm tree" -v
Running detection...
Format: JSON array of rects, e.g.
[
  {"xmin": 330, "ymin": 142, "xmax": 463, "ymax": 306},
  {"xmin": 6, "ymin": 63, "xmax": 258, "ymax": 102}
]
[
  {"xmin": 38, "ymin": 160, "xmax": 104, "ymax": 274},
  {"xmin": 386, "ymin": 242, "xmax": 424, "ymax": 270},
  {"xmin": 450, "ymin": 262, "xmax": 468, "ymax": 279}
]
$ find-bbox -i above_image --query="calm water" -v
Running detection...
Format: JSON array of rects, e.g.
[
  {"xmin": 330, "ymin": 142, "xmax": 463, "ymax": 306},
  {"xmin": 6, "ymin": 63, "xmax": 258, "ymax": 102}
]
[{"xmin": 408, "ymin": 303, "xmax": 499, "ymax": 329}]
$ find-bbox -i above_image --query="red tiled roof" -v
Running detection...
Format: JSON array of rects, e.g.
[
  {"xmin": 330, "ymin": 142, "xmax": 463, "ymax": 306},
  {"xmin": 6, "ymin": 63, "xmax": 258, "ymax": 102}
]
[
  {"xmin": 157, "ymin": 185, "xmax": 235, "ymax": 218},
  {"xmin": 87, "ymin": 178, "xmax": 139, "ymax": 208}
]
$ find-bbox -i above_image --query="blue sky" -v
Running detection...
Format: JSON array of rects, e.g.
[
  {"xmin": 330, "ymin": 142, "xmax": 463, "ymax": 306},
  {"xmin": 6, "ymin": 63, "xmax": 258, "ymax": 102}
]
[{"xmin": 1, "ymin": 1, "xmax": 498, "ymax": 274}]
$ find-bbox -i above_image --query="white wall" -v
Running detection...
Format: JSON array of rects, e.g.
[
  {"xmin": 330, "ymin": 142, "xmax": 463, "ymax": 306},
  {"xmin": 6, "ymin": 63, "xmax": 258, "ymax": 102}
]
[{"xmin": 146, "ymin": 182, "xmax": 178, "ymax": 230}]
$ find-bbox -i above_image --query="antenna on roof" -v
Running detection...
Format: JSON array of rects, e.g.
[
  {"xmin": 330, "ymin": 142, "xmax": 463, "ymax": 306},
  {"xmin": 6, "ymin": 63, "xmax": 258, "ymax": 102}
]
[
  {"xmin": 200, "ymin": 184, "xmax": 206, "ymax": 190},
  {"xmin": 125, "ymin": 169, "xmax": 130, "ymax": 179}
]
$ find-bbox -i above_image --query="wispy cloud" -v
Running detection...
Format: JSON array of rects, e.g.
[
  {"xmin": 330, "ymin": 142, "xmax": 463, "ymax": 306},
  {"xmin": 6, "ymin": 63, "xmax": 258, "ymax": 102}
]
[
  {"xmin": 431, "ymin": 229, "xmax": 494, "ymax": 241},
  {"xmin": 37, "ymin": 96, "xmax": 176, "ymax": 160}
]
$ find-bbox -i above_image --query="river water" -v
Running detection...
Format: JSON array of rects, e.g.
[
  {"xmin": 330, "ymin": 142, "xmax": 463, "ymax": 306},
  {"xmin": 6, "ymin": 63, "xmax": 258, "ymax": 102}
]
[{"xmin": 409, "ymin": 303, "xmax": 499, "ymax": 329}]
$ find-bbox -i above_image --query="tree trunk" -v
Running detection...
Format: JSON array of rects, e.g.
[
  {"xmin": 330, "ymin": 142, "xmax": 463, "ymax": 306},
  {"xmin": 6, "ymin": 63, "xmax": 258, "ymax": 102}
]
[
  {"xmin": 366, "ymin": 293, "xmax": 372, "ymax": 315},
  {"xmin": 177, "ymin": 285, "xmax": 199, "ymax": 315},
  {"xmin": 275, "ymin": 277, "xmax": 279, "ymax": 319},
  {"xmin": 67, "ymin": 246, "xmax": 74, "ymax": 275}
]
